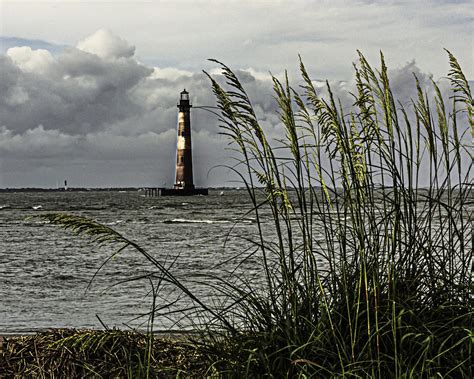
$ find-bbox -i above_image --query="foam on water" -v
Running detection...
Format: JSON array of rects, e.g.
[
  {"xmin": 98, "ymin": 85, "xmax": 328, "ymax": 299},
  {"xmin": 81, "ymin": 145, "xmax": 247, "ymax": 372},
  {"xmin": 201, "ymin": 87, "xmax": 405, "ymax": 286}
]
[{"xmin": 163, "ymin": 218, "xmax": 230, "ymax": 224}]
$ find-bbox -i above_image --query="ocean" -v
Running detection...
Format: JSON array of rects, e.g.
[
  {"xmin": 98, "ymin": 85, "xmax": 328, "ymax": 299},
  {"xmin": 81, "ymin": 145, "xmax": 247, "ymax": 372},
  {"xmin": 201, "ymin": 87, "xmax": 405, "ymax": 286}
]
[
  {"xmin": 0, "ymin": 190, "xmax": 265, "ymax": 334},
  {"xmin": 2, "ymin": 189, "xmax": 471, "ymax": 335}
]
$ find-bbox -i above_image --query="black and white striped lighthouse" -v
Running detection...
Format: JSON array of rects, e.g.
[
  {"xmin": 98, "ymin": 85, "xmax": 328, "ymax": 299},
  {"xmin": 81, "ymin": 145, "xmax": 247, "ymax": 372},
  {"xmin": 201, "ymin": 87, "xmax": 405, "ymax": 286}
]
[{"xmin": 174, "ymin": 89, "xmax": 194, "ymax": 190}]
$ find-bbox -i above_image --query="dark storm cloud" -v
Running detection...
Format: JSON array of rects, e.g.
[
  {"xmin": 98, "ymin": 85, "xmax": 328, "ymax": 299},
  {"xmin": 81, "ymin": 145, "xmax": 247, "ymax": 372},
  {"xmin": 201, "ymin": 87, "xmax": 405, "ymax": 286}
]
[
  {"xmin": 0, "ymin": 29, "xmax": 462, "ymax": 187},
  {"xmin": 2, "ymin": 45, "xmax": 152, "ymax": 135}
]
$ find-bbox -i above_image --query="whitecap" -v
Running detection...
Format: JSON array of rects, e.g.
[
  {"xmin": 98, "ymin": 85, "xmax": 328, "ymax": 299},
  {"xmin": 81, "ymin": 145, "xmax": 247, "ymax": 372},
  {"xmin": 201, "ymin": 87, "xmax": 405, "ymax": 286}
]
[
  {"xmin": 105, "ymin": 220, "xmax": 124, "ymax": 225},
  {"xmin": 163, "ymin": 218, "xmax": 230, "ymax": 224}
]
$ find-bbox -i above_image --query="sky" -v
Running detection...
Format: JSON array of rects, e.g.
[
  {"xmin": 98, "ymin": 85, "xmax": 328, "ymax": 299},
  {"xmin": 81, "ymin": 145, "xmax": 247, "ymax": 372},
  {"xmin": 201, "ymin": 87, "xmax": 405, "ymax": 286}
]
[{"xmin": 0, "ymin": 0, "xmax": 472, "ymax": 188}]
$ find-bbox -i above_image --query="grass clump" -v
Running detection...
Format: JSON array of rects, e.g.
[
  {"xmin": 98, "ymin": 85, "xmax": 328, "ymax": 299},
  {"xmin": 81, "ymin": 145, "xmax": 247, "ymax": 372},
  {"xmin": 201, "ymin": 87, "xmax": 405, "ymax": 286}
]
[{"xmin": 201, "ymin": 51, "xmax": 472, "ymax": 377}]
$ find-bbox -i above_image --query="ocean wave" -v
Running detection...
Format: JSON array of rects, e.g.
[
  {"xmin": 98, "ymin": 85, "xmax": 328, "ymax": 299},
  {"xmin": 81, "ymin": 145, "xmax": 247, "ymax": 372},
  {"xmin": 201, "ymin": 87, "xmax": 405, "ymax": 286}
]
[
  {"xmin": 163, "ymin": 218, "xmax": 230, "ymax": 224},
  {"xmin": 148, "ymin": 205, "xmax": 165, "ymax": 210},
  {"xmin": 105, "ymin": 220, "xmax": 125, "ymax": 226}
]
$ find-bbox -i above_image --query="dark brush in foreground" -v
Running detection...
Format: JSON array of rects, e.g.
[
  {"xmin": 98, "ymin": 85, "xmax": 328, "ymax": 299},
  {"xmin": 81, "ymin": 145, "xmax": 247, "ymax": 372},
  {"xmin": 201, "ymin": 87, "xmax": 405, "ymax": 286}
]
[{"xmin": 0, "ymin": 329, "xmax": 210, "ymax": 378}]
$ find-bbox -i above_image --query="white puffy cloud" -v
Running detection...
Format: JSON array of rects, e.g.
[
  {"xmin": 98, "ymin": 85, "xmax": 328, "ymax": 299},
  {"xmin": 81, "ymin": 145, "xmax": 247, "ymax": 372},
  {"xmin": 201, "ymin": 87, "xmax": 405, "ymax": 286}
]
[
  {"xmin": 76, "ymin": 28, "xmax": 135, "ymax": 60},
  {"xmin": 6, "ymin": 46, "xmax": 54, "ymax": 74}
]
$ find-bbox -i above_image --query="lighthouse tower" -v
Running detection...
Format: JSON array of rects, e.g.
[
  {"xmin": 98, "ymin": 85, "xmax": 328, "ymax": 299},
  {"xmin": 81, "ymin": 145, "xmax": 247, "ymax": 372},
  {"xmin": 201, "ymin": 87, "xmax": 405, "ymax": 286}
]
[
  {"xmin": 174, "ymin": 89, "xmax": 194, "ymax": 190},
  {"xmin": 144, "ymin": 89, "xmax": 207, "ymax": 196}
]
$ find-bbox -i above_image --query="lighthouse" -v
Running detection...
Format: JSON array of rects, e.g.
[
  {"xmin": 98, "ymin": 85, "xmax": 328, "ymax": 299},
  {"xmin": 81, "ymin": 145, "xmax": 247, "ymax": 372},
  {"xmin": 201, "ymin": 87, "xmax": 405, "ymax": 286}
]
[
  {"xmin": 174, "ymin": 89, "xmax": 194, "ymax": 190},
  {"xmin": 144, "ymin": 89, "xmax": 208, "ymax": 196}
]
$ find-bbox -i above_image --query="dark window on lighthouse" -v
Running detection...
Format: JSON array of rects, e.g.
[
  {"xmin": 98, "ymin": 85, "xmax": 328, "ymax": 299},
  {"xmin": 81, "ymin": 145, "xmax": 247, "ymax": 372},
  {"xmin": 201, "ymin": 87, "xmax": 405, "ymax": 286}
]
[{"xmin": 180, "ymin": 156, "xmax": 184, "ymax": 163}]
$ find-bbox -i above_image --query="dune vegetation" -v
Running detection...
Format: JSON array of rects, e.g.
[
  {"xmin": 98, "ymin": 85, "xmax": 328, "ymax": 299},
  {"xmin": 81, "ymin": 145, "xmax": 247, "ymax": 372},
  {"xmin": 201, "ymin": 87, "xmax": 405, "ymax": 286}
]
[{"xmin": 2, "ymin": 51, "xmax": 472, "ymax": 377}]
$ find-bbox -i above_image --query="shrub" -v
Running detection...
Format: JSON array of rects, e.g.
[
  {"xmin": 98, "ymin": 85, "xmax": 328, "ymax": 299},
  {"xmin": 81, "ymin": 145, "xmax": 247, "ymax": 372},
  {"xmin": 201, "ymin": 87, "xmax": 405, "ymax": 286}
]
[{"xmin": 202, "ymin": 51, "xmax": 472, "ymax": 377}]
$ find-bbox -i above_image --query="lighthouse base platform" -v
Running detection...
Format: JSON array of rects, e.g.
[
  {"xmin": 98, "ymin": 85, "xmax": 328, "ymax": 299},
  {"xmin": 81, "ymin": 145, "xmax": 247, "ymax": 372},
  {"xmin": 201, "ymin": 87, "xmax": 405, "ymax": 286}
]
[{"xmin": 144, "ymin": 187, "xmax": 208, "ymax": 197}]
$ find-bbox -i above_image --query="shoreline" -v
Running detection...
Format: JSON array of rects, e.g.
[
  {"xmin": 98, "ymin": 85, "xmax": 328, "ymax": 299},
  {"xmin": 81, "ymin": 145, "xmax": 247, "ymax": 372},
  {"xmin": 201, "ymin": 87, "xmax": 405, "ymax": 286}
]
[{"xmin": 0, "ymin": 328, "xmax": 198, "ymax": 336}]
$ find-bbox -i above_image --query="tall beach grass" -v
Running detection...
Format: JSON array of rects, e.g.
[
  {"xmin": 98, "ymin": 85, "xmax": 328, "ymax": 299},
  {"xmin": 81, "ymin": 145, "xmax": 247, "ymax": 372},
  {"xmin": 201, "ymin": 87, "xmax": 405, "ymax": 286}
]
[
  {"xmin": 200, "ymin": 50, "xmax": 472, "ymax": 377},
  {"xmin": 27, "ymin": 51, "xmax": 472, "ymax": 377}
]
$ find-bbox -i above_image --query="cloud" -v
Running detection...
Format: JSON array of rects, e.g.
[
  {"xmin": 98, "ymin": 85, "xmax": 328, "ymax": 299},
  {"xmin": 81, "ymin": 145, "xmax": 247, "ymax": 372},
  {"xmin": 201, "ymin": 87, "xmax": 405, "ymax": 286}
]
[
  {"xmin": 0, "ymin": 30, "xmax": 465, "ymax": 188},
  {"xmin": 6, "ymin": 46, "xmax": 55, "ymax": 74},
  {"xmin": 149, "ymin": 67, "xmax": 194, "ymax": 81},
  {"xmin": 77, "ymin": 28, "xmax": 135, "ymax": 60},
  {"xmin": 1, "ymin": 1, "xmax": 472, "ymax": 82},
  {"xmin": 0, "ymin": 36, "xmax": 68, "ymax": 55},
  {"xmin": 1, "ymin": 43, "xmax": 152, "ymax": 135},
  {"xmin": 0, "ymin": 125, "xmax": 78, "ymax": 159}
]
